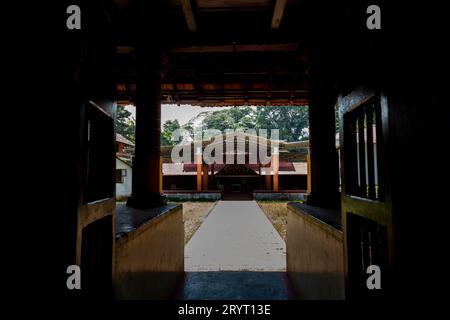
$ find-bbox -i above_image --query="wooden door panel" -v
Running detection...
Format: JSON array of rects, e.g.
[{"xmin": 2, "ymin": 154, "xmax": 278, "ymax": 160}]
[{"xmin": 339, "ymin": 88, "xmax": 392, "ymax": 299}]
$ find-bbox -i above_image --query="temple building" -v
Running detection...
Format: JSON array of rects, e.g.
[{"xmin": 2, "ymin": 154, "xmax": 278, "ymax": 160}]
[
  {"xmin": 162, "ymin": 132, "xmax": 308, "ymax": 195},
  {"xmin": 115, "ymin": 134, "xmax": 134, "ymax": 199}
]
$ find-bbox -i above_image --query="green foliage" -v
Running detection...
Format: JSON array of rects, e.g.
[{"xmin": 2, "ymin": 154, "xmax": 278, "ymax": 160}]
[
  {"xmin": 202, "ymin": 107, "xmax": 256, "ymax": 132},
  {"xmin": 116, "ymin": 106, "xmax": 135, "ymax": 143},
  {"xmin": 200, "ymin": 106, "xmax": 308, "ymax": 141},
  {"xmin": 254, "ymin": 106, "xmax": 309, "ymax": 141},
  {"xmin": 160, "ymin": 106, "xmax": 309, "ymax": 145},
  {"xmin": 161, "ymin": 119, "xmax": 181, "ymax": 146}
]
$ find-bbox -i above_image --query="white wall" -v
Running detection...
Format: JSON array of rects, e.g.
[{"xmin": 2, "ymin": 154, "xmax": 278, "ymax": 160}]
[{"xmin": 116, "ymin": 159, "xmax": 132, "ymax": 199}]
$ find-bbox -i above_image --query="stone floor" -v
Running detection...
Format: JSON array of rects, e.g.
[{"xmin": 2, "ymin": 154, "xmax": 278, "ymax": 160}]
[
  {"xmin": 185, "ymin": 200, "xmax": 286, "ymax": 271},
  {"xmin": 174, "ymin": 271, "xmax": 296, "ymax": 300},
  {"xmin": 179, "ymin": 200, "xmax": 294, "ymax": 300}
]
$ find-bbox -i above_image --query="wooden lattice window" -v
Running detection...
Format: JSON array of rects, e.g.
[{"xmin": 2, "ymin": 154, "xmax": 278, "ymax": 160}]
[
  {"xmin": 343, "ymin": 98, "xmax": 383, "ymax": 200},
  {"xmin": 115, "ymin": 169, "xmax": 126, "ymax": 183},
  {"xmin": 346, "ymin": 212, "xmax": 388, "ymax": 298}
]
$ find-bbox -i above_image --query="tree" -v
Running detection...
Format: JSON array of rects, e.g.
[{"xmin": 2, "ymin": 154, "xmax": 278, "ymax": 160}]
[
  {"xmin": 116, "ymin": 106, "xmax": 135, "ymax": 143},
  {"xmin": 202, "ymin": 107, "xmax": 256, "ymax": 132},
  {"xmin": 159, "ymin": 106, "xmax": 309, "ymax": 145},
  {"xmin": 161, "ymin": 119, "xmax": 181, "ymax": 146},
  {"xmin": 254, "ymin": 106, "xmax": 309, "ymax": 141}
]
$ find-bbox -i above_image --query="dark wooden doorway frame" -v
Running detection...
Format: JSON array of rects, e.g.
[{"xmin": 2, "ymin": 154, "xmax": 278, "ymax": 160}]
[{"xmin": 339, "ymin": 87, "xmax": 393, "ymax": 299}]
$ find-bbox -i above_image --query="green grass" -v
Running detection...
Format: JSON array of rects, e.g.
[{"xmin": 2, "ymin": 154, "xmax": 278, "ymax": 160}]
[
  {"xmin": 257, "ymin": 201, "xmax": 289, "ymax": 241},
  {"xmin": 256, "ymin": 199, "xmax": 304, "ymax": 203}
]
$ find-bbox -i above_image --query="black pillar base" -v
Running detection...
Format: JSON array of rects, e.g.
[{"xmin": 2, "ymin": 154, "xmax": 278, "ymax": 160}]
[
  {"xmin": 306, "ymin": 193, "xmax": 340, "ymax": 210},
  {"xmin": 126, "ymin": 193, "xmax": 167, "ymax": 209}
]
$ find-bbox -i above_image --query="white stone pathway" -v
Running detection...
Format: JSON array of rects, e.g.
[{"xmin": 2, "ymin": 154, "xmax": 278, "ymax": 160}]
[{"xmin": 185, "ymin": 200, "xmax": 286, "ymax": 271}]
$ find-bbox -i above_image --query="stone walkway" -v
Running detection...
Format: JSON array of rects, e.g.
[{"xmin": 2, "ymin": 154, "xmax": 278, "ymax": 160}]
[
  {"xmin": 178, "ymin": 200, "xmax": 293, "ymax": 299},
  {"xmin": 185, "ymin": 200, "xmax": 286, "ymax": 271},
  {"xmin": 175, "ymin": 271, "xmax": 295, "ymax": 300}
]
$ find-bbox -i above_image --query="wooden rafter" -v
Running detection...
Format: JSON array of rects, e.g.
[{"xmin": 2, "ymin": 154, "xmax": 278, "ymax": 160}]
[
  {"xmin": 172, "ymin": 43, "xmax": 299, "ymax": 53},
  {"xmin": 181, "ymin": 0, "xmax": 197, "ymax": 31},
  {"xmin": 271, "ymin": 0, "xmax": 287, "ymax": 29}
]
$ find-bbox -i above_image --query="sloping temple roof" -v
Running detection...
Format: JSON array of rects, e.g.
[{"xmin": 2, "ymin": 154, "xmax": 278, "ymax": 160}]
[
  {"xmin": 161, "ymin": 131, "xmax": 308, "ymax": 163},
  {"xmin": 116, "ymin": 133, "xmax": 135, "ymax": 146}
]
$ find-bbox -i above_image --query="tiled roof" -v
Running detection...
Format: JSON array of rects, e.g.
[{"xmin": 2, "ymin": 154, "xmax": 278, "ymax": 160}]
[
  {"xmin": 162, "ymin": 162, "xmax": 307, "ymax": 176},
  {"xmin": 116, "ymin": 133, "xmax": 135, "ymax": 146}
]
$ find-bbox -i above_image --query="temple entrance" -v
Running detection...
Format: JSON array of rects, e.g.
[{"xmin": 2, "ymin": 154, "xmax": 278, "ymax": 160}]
[
  {"xmin": 220, "ymin": 179, "xmax": 255, "ymax": 200},
  {"xmin": 214, "ymin": 164, "xmax": 260, "ymax": 199}
]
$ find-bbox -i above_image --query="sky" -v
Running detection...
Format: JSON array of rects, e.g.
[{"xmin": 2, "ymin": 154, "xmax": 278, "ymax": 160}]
[
  {"xmin": 125, "ymin": 104, "xmax": 234, "ymax": 128},
  {"xmin": 161, "ymin": 105, "xmax": 232, "ymax": 126}
]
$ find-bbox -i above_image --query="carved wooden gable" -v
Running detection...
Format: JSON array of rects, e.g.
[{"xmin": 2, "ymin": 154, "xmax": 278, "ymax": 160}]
[{"xmin": 215, "ymin": 164, "xmax": 258, "ymax": 176}]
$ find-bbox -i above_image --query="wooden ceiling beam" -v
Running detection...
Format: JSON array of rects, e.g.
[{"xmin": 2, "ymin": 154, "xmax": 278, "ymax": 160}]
[
  {"xmin": 116, "ymin": 46, "xmax": 135, "ymax": 54},
  {"xmin": 181, "ymin": 0, "xmax": 197, "ymax": 31},
  {"xmin": 271, "ymin": 0, "xmax": 287, "ymax": 29},
  {"xmin": 172, "ymin": 43, "xmax": 299, "ymax": 53}
]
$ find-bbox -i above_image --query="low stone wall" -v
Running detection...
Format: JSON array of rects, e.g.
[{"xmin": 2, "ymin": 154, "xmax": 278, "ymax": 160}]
[
  {"xmin": 164, "ymin": 191, "xmax": 222, "ymax": 201},
  {"xmin": 287, "ymin": 203, "xmax": 345, "ymax": 299},
  {"xmin": 253, "ymin": 191, "xmax": 307, "ymax": 201},
  {"xmin": 115, "ymin": 204, "xmax": 184, "ymax": 299}
]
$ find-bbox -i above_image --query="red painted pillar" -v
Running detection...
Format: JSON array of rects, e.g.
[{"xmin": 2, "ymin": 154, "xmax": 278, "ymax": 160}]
[
  {"xmin": 196, "ymin": 147, "xmax": 202, "ymax": 192},
  {"xmin": 273, "ymin": 147, "xmax": 279, "ymax": 192}
]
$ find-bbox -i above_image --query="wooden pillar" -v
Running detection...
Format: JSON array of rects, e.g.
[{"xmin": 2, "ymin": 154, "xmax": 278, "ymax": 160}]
[
  {"xmin": 307, "ymin": 153, "xmax": 311, "ymax": 193},
  {"xmin": 265, "ymin": 173, "xmax": 271, "ymax": 190},
  {"xmin": 127, "ymin": 44, "xmax": 166, "ymax": 208},
  {"xmin": 306, "ymin": 47, "xmax": 340, "ymax": 209},
  {"xmin": 211, "ymin": 163, "xmax": 215, "ymax": 188},
  {"xmin": 59, "ymin": 0, "xmax": 116, "ymax": 297},
  {"xmin": 196, "ymin": 147, "xmax": 202, "ymax": 192},
  {"xmin": 159, "ymin": 156, "xmax": 163, "ymax": 193},
  {"xmin": 258, "ymin": 163, "xmax": 262, "ymax": 189},
  {"xmin": 272, "ymin": 147, "xmax": 279, "ymax": 192},
  {"xmin": 202, "ymin": 165, "xmax": 209, "ymax": 191}
]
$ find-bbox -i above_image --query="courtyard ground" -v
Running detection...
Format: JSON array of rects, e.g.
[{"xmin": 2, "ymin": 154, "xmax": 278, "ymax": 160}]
[
  {"xmin": 184, "ymin": 200, "xmax": 286, "ymax": 271},
  {"xmin": 177, "ymin": 200, "xmax": 293, "ymax": 299},
  {"xmin": 257, "ymin": 201, "xmax": 302, "ymax": 241},
  {"xmin": 182, "ymin": 201, "xmax": 216, "ymax": 244}
]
